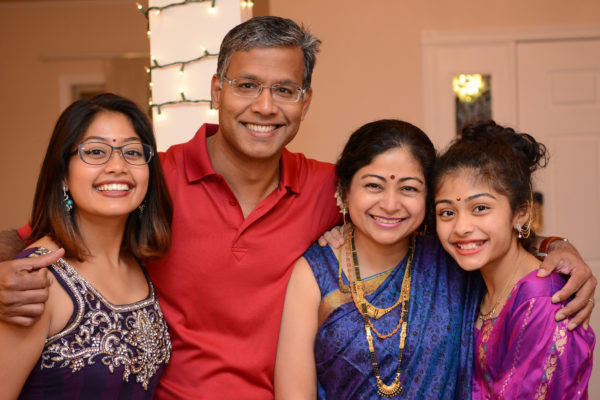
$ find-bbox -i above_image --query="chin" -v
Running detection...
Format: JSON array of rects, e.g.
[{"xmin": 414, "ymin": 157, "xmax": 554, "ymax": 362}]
[{"xmin": 454, "ymin": 258, "xmax": 483, "ymax": 272}]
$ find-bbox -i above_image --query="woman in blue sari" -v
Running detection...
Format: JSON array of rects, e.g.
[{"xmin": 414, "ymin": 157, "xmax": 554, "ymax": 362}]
[
  {"xmin": 274, "ymin": 119, "xmax": 595, "ymax": 400},
  {"xmin": 275, "ymin": 120, "xmax": 481, "ymax": 399}
]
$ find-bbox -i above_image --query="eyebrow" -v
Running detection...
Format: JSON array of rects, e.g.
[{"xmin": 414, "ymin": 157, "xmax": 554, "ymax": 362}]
[
  {"xmin": 235, "ymin": 74, "xmax": 300, "ymax": 86},
  {"xmin": 434, "ymin": 192, "xmax": 497, "ymax": 206},
  {"xmin": 360, "ymin": 174, "xmax": 424, "ymax": 184},
  {"xmin": 81, "ymin": 136, "xmax": 142, "ymax": 143}
]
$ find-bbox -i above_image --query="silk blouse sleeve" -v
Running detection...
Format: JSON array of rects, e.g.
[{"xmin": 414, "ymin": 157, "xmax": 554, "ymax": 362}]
[{"xmin": 490, "ymin": 293, "xmax": 595, "ymax": 399}]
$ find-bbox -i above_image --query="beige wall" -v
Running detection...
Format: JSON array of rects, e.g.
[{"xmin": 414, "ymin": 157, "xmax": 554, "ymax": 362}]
[
  {"xmin": 271, "ymin": 0, "xmax": 600, "ymax": 163},
  {"xmin": 0, "ymin": 0, "xmax": 149, "ymax": 230}
]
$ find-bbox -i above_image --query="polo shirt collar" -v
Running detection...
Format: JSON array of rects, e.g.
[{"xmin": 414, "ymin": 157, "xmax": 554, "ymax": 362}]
[
  {"xmin": 183, "ymin": 123, "xmax": 219, "ymax": 182},
  {"xmin": 182, "ymin": 123, "xmax": 301, "ymax": 194},
  {"xmin": 279, "ymin": 148, "xmax": 301, "ymax": 194}
]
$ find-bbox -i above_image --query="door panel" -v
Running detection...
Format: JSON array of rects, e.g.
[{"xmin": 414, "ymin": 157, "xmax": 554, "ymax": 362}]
[{"xmin": 517, "ymin": 39, "xmax": 600, "ymax": 396}]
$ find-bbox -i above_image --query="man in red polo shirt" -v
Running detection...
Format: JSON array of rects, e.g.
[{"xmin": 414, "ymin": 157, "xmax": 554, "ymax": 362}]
[
  {"xmin": 0, "ymin": 16, "xmax": 596, "ymax": 400},
  {"xmin": 0, "ymin": 17, "xmax": 339, "ymax": 399},
  {"xmin": 149, "ymin": 16, "xmax": 340, "ymax": 396}
]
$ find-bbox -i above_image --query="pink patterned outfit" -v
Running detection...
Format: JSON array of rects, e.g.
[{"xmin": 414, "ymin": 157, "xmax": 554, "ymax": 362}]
[{"xmin": 473, "ymin": 271, "xmax": 595, "ymax": 399}]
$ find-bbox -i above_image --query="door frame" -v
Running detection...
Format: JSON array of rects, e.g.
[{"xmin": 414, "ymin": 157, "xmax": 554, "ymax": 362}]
[{"xmin": 421, "ymin": 26, "xmax": 600, "ymax": 149}]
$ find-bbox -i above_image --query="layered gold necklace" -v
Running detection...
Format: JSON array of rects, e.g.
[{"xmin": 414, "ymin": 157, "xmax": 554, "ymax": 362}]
[{"xmin": 340, "ymin": 226, "xmax": 415, "ymax": 398}]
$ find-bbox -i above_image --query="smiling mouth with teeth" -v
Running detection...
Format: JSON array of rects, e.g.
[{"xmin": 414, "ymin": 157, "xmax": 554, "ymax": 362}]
[
  {"xmin": 96, "ymin": 183, "xmax": 131, "ymax": 192},
  {"xmin": 372, "ymin": 216, "xmax": 403, "ymax": 224},
  {"xmin": 456, "ymin": 241, "xmax": 485, "ymax": 250},
  {"xmin": 244, "ymin": 123, "xmax": 279, "ymax": 133}
]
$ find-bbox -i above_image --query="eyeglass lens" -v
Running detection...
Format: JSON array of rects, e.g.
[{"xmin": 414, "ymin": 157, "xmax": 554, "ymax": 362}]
[
  {"xmin": 79, "ymin": 142, "xmax": 153, "ymax": 165},
  {"xmin": 228, "ymin": 78, "xmax": 302, "ymax": 102}
]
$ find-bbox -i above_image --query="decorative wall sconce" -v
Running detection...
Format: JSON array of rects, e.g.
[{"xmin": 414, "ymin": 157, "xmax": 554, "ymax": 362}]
[{"xmin": 452, "ymin": 73, "xmax": 486, "ymax": 103}]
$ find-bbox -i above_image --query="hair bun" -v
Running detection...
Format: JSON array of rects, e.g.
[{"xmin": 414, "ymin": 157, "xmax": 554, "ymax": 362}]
[{"xmin": 460, "ymin": 120, "xmax": 547, "ymax": 172}]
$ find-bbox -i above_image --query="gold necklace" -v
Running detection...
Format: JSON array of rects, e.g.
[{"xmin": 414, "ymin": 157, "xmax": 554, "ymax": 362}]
[
  {"xmin": 478, "ymin": 303, "xmax": 499, "ymax": 321},
  {"xmin": 478, "ymin": 255, "xmax": 524, "ymax": 321},
  {"xmin": 348, "ymin": 227, "xmax": 414, "ymax": 397},
  {"xmin": 337, "ymin": 230, "xmax": 353, "ymax": 294},
  {"xmin": 348, "ymin": 228, "xmax": 415, "ymax": 320}
]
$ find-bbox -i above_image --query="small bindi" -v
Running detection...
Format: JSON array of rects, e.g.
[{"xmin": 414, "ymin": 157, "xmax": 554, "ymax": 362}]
[
  {"xmin": 456, "ymin": 197, "xmax": 461, "ymax": 201},
  {"xmin": 390, "ymin": 175, "xmax": 395, "ymax": 180},
  {"xmin": 112, "ymin": 138, "xmax": 117, "ymax": 143}
]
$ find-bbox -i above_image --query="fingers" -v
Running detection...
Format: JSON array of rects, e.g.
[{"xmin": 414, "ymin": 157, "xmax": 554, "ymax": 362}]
[
  {"xmin": 0, "ymin": 286, "xmax": 49, "ymax": 326},
  {"xmin": 0, "ymin": 284, "xmax": 50, "ymax": 309},
  {"xmin": 537, "ymin": 250, "xmax": 572, "ymax": 277},
  {"xmin": 317, "ymin": 236, "xmax": 327, "ymax": 247},
  {"xmin": 317, "ymin": 226, "xmax": 345, "ymax": 249},
  {"xmin": 554, "ymin": 277, "xmax": 596, "ymax": 330},
  {"xmin": 561, "ymin": 299, "xmax": 594, "ymax": 331},
  {"xmin": 536, "ymin": 264, "xmax": 552, "ymax": 277},
  {"xmin": 2, "ymin": 315, "xmax": 44, "ymax": 328},
  {"xmin": 584, "ymin": 316, "xmax": 591, "ymax": 331},
  {"xmin": 551, "ymin": 272, "xmax": 583, "ymax": 305},
  {"xmin": 19, "ymin": 248, "xmax": 64, "ymax": 273},
  {"xmin": 0, "ymin": 250, "xmax": 59, "ymax": 326},
  {"xmin": 2, "ymin": 265, "xmax": 52, "ymax": 292}
]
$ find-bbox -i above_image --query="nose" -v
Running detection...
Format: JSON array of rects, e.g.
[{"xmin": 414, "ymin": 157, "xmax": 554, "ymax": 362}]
[
  {"xmin": 379, "ymin": 190, "xmax": 401, "ymax": 213},
  {"xmin": 104, "ymin": 149, "xmax": 127, "ymax": 172},
  {"xmin": 250, "ymin": 86, "xmax": 277, "ymax": 115},
  {"xmin": 453, "ymin": 212, "xmax": 473, "ymax": 236}
]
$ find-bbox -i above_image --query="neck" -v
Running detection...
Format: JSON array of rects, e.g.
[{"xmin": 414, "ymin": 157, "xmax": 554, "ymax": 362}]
[
  {"xmin": 352, "ymin": 227, "xmax": 411, "ymax": 277},
  {"xmin": 479, "ymin": 237, "xmax": 538, "ymax": 300},
  {"xmin": 73, "ymin": 212, "xmax": 127, "ymax": 266},
  {"xmin": 207, "ymin": 132, "xmax": 281, "ymax": 218}
]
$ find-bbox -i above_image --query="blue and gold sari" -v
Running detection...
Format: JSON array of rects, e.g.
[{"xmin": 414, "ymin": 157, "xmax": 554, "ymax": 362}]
[{"xmin": 304, "ymin": 234, "xmax": 482, "ymax": 399}]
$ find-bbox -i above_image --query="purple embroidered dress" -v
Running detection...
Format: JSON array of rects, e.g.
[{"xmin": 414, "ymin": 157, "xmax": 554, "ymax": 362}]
[
  {"xmin": 473, "ymin": 271, "xmax": 595, "ymax": 399},
  {"xmin": 17, "ymin": 247, "xmax": 172, "ymax": 399}
]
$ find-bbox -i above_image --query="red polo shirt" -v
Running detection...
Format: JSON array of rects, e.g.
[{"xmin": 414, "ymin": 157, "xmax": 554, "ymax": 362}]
[{"xmin": 150, "ymin": 124, "xmax": 339, "ymax": 399}]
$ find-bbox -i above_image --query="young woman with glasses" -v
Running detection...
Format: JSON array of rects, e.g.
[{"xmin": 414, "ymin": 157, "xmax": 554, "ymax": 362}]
[{"xmin": 0, "ymin": 93, "xmax": 173, "ymax": 399}]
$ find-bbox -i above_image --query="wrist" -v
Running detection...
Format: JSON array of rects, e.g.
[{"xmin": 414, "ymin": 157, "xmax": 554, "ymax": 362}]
[{"xmin": 536, "ymin": 236, "xmax": 568, "ymax": 260}]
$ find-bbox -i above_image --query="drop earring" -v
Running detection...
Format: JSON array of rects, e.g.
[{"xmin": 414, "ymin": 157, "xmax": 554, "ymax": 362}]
[
  {"xmin": 63, "ymin": 185, "xmax": 73, "ymax": 213},
  {"xmin": 334, "ymin": 186, "xmax": 348, "ymax": 234},
  {"xmin": 515, "ymin": 222, "xmax": 522, "ymax": 239}
]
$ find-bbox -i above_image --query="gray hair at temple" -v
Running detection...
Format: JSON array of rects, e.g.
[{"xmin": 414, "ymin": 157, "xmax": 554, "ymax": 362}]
[{"xmin": 216, "ymin": 16, "xmax": 321, "ymax": 89}]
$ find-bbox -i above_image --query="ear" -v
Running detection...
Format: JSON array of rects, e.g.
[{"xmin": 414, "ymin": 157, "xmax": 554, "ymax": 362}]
[
  {"xmin": 300, "ymin": 87, "xmax": 313, "ymax": 121},
  {"xmin": 211, "ymin": 74, "xmax": 222, "ymax": 110},
  {"xmin": 513, "ymin": 202, "xmax": 530, "ymax": 227}
]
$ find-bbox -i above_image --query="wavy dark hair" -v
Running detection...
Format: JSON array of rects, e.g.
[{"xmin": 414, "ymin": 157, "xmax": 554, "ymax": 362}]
[
  {"xmin": 336, "ymin": 119, "xmax": 437, "ymax": 229},
  {"xmin": 433, "ymin": 120, "xmax": 548, "ymax": 249},
  {"xmin": 28, "ymin": 93, "xmax": 172, "ymax": 262}
]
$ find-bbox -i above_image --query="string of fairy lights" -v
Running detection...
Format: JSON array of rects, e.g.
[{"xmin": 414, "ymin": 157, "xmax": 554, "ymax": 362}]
[{"xmin": 137, "ymin": 0, "xmax": 254, "ymax": 117}]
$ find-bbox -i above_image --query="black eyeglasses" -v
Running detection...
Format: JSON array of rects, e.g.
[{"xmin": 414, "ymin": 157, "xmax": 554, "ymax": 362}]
[{"xmin": 75, "ymin": 142, "xmax": 154, "ymax": 165}]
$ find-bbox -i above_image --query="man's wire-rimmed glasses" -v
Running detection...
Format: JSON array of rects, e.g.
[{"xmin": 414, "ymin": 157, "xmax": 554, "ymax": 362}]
[{"xmin": 222, "ymin": 76, "xmax": 306, "ymax": 103}]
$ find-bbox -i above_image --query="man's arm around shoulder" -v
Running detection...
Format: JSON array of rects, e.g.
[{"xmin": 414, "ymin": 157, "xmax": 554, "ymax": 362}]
[{"xmin": 0, "ymin": 230, "xmax": 62, "ymax": 326}]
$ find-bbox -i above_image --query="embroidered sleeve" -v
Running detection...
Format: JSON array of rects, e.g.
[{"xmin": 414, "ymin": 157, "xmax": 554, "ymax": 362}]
[{"xmin": 489, "ymin": 297, "xmax": 594, "ymax": 399}]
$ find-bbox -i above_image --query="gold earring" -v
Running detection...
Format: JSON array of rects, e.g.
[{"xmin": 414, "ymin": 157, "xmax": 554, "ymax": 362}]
[{"xmin": 334, "ymin": 186, "xmax": 348, "ymax": 235}]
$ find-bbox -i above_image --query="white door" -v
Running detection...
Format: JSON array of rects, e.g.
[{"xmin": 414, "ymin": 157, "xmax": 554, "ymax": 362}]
[{"xmin": 517, "ymin": 38, "xmax": 600, "ymax": 392}]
